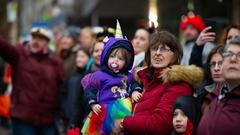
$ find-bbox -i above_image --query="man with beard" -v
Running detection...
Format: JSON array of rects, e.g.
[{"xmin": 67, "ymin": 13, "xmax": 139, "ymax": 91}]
[
  {"xmin": 0, "ymin": 26, "xmax": 65, "ymax": 135},
  {"xmin": 180, "ymin": 14, "xmax": 215, "ymax": 67}
]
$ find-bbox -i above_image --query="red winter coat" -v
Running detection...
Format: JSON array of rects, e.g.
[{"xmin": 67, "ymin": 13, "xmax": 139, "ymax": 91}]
[
  {"xmin": 123, "ymin": 65, "xmax": 203, "ymax": 135},
  {"xmin": 0, "ymin": 37, "xmax": 65, "ymax": 127}
]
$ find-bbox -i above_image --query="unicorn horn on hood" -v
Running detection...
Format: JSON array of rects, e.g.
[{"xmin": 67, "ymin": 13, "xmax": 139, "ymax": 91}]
[{"xmin": 115, "ymin": 19, "xmax": 123, "ymax": 38}]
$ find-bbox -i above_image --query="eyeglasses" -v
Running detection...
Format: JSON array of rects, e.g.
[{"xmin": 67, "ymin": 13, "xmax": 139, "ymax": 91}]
[
  {"xmin": 222, "ymin": 51, "xmax": 240, "ymax": 60},
  {"xmin": 150, "ymin": 46, "xmax": 171, "ymax": 53},
  {"xmin": 209, "ymin": 61, "xmax": 223, "ymax": 69}
]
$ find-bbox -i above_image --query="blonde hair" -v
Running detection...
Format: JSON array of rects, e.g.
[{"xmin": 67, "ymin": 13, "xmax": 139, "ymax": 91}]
[{"xmin": 80, "ymin": 27, "xmax": 96, "ymax": 38}]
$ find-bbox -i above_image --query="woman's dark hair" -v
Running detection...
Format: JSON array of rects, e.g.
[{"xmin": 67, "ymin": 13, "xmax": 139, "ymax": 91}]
[
  {"xmin": 144, "ymin": 31, "xmax": 182, "ymax": 81},
  {"xmin": 144, "ymin": 31, "xmax": 183, "ymax": 67},
  {"xmin": 137, "ymin": 22, "xmax": 157, "ymax": 34},
  {"xmin": 136, "ymin": 27, "xmax": 152, "ymax": 35},
  {"xmin": 134, "ymin": 28, "xmax": 151, "ymax": 41},
  {"xmin": 219, "ymin": 24, "xmax": 240, "ymax": 44},
  {"xmin": 76, "ymin": 47, "xmax": 91, "ymax": 58},
  {"xmin": 204, "ymin": 45, "xmax": 224, "ymax": 84}
]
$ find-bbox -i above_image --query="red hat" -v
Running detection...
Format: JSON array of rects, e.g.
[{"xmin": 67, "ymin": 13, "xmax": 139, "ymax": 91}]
[{"xmin": 180, "ymin": 15, "xmax": 205, "ymax": 32}]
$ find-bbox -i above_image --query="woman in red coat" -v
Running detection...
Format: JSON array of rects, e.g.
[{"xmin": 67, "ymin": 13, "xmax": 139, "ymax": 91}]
[{"xmin": 112, "ymin": 31, "xmax": 203, "ymax": 135}]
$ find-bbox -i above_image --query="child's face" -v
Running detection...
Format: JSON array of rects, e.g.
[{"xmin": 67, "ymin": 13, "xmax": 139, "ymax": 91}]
[
  {"xmin": 76, "ymin": 50, "xmax": 89, "ymax": 68},
  {"xmin": 173, "ymin": 109, "xmax": 188, "ymax": 134},
  {"xmin": 108, "ymin": 49, "xmax": 126, "ymax": 73}
]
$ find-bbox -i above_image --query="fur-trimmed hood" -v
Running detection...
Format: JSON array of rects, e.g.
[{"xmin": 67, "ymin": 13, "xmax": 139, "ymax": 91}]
[
  {"xmin": 161, "ymin": 65, "xmax": 203, "ymax": 88},
  {"xmin": 136, "ymin": 65, "xmax": 204, "ymax": 88}
]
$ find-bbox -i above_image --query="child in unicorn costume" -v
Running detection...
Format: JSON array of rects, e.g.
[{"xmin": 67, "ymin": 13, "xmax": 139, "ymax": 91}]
[{"xmin": 81, "ymin": 20, "xmax": 141, "ymax": 134}]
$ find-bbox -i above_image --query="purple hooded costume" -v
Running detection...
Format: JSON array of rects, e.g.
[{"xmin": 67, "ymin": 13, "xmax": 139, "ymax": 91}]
[
  {"xmin": 82, "ymin": 37, "xmax": 135, "ymax": 105},
  {"xmin": 81, "ymin": 37, "xmax": 135, "ymax": 134}
]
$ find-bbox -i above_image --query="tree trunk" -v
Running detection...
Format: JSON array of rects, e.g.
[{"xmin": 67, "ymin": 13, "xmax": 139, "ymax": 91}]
[{"xmin": 0, "ymin": 0, "xmax": 8, "ymax": 39}]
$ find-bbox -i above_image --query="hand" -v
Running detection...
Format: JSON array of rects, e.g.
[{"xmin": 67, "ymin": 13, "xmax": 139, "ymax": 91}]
[
  {"xmin": 91, "ymin": 104, "xmax": 102, "ymax": 115},
  {"xmin": 131, "ymin": 91, "xmax": 142, "ymax": 102},
  {"xmin": 196, "ymin": 26, "xmax": 216, "ymax": 46},
  {"xmin": 111, "ymin": 119, "xmax": 123, "ymax": 135}
]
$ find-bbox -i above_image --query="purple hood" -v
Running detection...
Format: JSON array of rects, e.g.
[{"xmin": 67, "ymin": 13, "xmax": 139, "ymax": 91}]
[{"xmin": 100, "ymin": 37, "xmax": 134, "ymax": 73}]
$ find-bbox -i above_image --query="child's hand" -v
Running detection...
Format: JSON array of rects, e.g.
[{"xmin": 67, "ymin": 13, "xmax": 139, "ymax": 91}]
[
  {"xmin": 131, "ymin": 91, "xmax": 142, "ymax": 102},
  {"xmin": 91, "ymin": 104, "xmax": 102, "ymax": 115}
]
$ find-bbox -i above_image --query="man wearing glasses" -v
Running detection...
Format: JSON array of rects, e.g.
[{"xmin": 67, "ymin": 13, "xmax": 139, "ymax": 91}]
[{"xmin": 197, "ymin": 36, "xmax": 240, "ymax": 135}]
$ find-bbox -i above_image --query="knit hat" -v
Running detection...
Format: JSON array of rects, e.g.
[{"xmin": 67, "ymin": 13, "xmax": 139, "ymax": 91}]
[
  {"xmin": 180, "ymin": 15, "xmax": 205, "ymax": 32},
  {"xmin": 173, "ymin": 96, "xmax": 200, "ymax": 130}
]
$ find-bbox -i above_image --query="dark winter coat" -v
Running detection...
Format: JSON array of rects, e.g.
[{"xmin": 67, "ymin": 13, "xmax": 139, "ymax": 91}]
[
  {"xmin": 0, "ymin": 37, "xmax": 65, "ymax": 127},
  {"xmin": 197, "ymin": 84, "xmax": 240, "ymax": 135},
  {"xmin": 60, "ymin": 68, "xmax": 89, "ymax": 128}
]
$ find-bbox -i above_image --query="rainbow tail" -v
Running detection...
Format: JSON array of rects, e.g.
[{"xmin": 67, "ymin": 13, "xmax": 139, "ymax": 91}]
[{"xmin": 81, "ymin": 98, "xmax": 132, "ymax": 135}]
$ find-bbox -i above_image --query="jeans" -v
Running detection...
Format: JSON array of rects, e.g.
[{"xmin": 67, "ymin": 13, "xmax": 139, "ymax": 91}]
[{"xmin": 12, "ymin": 118, "xmax": 56, "ymax": 135}]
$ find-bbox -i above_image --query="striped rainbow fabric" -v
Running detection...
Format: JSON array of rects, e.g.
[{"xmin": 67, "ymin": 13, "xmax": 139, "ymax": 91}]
[{"xmin": 81, "ymin": 98, "xmax": 132, "ymax": 134}]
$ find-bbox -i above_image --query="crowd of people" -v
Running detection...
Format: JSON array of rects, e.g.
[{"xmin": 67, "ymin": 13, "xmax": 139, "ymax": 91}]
[{"xmin": 0, "ymin": 13, "xmax": 240, "ymax": 135}]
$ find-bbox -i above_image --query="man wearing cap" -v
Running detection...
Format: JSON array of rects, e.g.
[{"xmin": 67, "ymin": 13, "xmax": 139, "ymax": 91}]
[
  {"xmin": 0, "ymin": 27, "xmax": 65, "ymax": 135},
  {"xmin": 180, "ymin": 14, "xmax": 215, "ymax": 67}
]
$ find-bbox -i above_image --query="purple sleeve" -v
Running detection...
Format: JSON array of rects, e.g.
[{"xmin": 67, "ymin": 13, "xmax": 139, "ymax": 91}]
[
  {"xmin": 127, "ymin": 72, "xmax": 134, "ymax": 83},
  {"xmin": 81, "ymin": 73, "xmax": 101, "ymax": 91}
]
